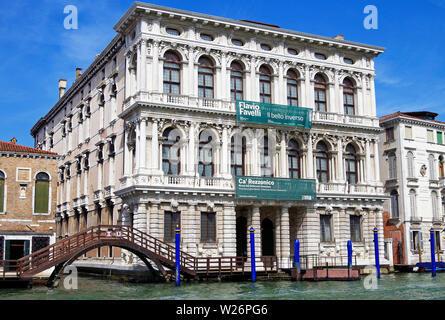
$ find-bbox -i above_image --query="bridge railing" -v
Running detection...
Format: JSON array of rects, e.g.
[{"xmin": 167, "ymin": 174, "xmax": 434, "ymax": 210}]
[{"xmin": 0, "ymin": 261, "xmax": 21, "ymax": 279}]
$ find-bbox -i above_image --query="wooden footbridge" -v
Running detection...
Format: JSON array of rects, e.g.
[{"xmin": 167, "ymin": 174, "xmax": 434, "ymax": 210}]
[{"xmin": 0, "ymin": 225, "xmax": 278, "ymax": 286}]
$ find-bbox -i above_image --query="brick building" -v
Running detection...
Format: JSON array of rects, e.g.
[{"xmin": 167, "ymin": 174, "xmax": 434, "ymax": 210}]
[{"xmin": 0, "ymin": 138, "xmax": 58, "ymax": 263}]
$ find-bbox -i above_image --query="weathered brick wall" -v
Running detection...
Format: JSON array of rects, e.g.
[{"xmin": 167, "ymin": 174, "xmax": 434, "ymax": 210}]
[{"xmin": 0, "ymin": 155, "xmax": 58, "ymax": 234}]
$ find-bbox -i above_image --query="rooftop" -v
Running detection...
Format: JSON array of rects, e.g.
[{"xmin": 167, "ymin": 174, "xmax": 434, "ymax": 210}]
[
  {"xmin": 0, "ymin": 139, "xmax": 58, "ymax": 156},
  {"xmin": 380, "ymin": 111, "xmax": 445, "ymax": 126}
]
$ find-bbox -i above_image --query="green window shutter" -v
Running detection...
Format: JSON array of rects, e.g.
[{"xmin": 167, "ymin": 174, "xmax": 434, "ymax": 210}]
[
  {"xmin": 5, "ymin": 240, "xmax": 10, "ymax": 260},
  {"xmin": 35, "ymin": 180, "xmax": 49, "ymax": 213},
  {"xmin": 24, "ymin": 240, "xmax": 30, "ymax": 257},
  {"xmin": 0, "ymin": 179, "xmax": 4, "ymax": 212},
  {"xmin": 438, "ymin": 132, "xmax": 443, "ymax": 145}
]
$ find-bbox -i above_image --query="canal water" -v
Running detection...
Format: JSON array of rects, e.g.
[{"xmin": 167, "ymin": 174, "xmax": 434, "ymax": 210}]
[{"xmin": 1, "ymin": 273, "xmax": 445, "ymax": 300}]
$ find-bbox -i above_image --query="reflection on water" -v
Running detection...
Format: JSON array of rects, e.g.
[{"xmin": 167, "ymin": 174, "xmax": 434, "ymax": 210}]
[{"xmin": 1, "ymin": 273, "xmax": 445, "ymax": 300}]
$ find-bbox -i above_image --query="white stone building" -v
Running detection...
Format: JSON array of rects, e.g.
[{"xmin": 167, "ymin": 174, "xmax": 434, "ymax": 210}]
[
  {"xmin": 31, "ymin": 2, "xmax": 388, "ymax": 271},
  {"xmin": 380, "ymin": 111, "xmax": 445, "ymax": 265}
]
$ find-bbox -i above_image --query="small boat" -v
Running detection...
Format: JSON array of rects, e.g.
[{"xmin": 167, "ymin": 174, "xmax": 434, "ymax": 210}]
[{"xmin": 415, "ymin": 262, "xmax": 445, "ymax": 272}]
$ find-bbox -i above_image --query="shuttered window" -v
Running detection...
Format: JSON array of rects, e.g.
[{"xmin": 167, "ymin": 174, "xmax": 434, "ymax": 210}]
[
  {"xmin": 438, "ymin": 132, "xmax": 443, "ymax": 145},
  {"xmin": 0, "ymin": 171, "xmax": 4, "ymax": 213},
  {"xmin": 410, "ymin": 231, "xmax": 423, "ymax": 251},
  {"xmin": 34, "ymin": 172, "xmax": 50, "ymax": 214},
  {"xmin": 201, "ymin": 212, "xmax": 216, "ymax": 242},
  {"xmin": 350, "ymin": 215, "xmax": 362, "ymax": 242},
  {"xmin": 164, "ymin": 211, "xmax": 180, "ymax": 242},
  {"xmin": 320, "ymin": 215, "xmax": 332, "ymax": 242}
]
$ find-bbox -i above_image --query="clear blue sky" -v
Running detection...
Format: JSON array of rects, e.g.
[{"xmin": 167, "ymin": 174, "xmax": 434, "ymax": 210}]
[{"xmin": 1, "ymin": 0, "xmax": 444, "ymax": 147}]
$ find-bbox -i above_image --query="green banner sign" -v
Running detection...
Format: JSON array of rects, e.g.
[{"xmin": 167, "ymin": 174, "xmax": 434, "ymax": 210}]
[
  {"xmin": 236, "ymin": 100, "xmax": 312, "ymax": 129},
  {"xmin": 235, "ymin": 177, "xmax": 316, "ymax": 201}
]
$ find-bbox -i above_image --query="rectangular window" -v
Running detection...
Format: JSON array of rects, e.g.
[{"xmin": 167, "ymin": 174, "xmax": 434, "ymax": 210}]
[
  {"xmin": 164, "ymin": 211, "xmax": 180, "ymax": 242},
  {"xmin": 386, "ymin": 127, "xmax": 394, "ymax": 142},
  {"xmin": 411, "ymin": 231, "xmax": 423, "ymax": 251},
  {"xmin": 320, "ymin": 215, "xmax": 332, "ymax": 242},
  {"xmin": 201, "ymin": 212, "xmax": 216, "ymax": 242},
  {"xmin": 438, "ymin": 132, "xmax": 443, "ymax": 145},
  {"xmin": 350, "ymin": 215, "xmax": 362, "ymax": 242},
  {"xmin": 427, "ymin": 130, "xmax": 434, "ymax": 143},
  {"xmin": 405, "ymin": 126, "xmax": 412, "ymax": 139},
  {"xmin": 436, "ymin": 231, "xmax": 441, "ymax": 251}
]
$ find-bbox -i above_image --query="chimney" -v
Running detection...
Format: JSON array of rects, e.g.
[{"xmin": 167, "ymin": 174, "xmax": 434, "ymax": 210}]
[
  {"xmin": 76, "ymin": 68, "xmax": 83, "ymax": 80},
  {"xmin": 333, "ymin": 35, "xmax": 344, "ymax": 40},
  {"xmin": 10, "ymin": 137, "xmax": 17, "ymax": 144},
  {"xmin": 59, "ymin": 79, "xmax": 67, "ymax": 99}
]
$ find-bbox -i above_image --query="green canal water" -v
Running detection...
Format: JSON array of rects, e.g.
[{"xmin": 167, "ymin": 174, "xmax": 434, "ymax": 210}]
[{"xmin": 1, "ymin": 273, "xmax": 445, "ymax": 300}]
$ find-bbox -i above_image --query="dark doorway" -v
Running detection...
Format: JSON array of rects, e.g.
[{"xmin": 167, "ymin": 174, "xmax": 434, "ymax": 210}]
[
  {"xmin": 390, "ymin": 230, "xmax": 404, "ymax": 265},
  {"xmin": 261, "ymin": 218, "xmax": 274, "ymax": 256},
  {"xmin": 5, "ymin": 240, "xmax": 29, "ymax": 271},
  {"xmin": 236, "ymin": 217, "xmax": 248, "ymax": 260}
]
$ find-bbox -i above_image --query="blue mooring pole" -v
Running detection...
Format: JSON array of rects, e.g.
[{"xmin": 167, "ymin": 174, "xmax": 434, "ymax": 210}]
[
  {"xmin": 430, "ymin": 228, "xmax": 437, "ymax": 277},
  {"xmin": 373, "ymin": 227, "xmax": 381, "ymax": 279},
  {"xmin": 250, "ymin": 227, "xmax": 256, "ymax": 282},
  {"xmin": 347, "ymin": 240, "xmax": 353, "ymax": 269},
  {"xmin": 294, "ymin": 239, "xmax": 301, "ymax": 274},
  {"xmin": 175, "ymin": 225, "xmax": 181, "ymax": 286}
]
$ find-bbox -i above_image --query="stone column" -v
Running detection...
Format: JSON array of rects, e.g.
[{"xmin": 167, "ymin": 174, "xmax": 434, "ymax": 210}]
[
  {"xmin": 302, "ymin": 206, "xmax": 319, "ymax": 258},
  {"xmin": 280, "ymin": 206, "xmax": 290, "ymax": 268},
  {"xmin": 223, "ymin": 203, "xmax": 237, "ymax": 257},
  {"xmin": 188, "ymin": 122, "xmax": 197, "ymax": 176},
  {"xmin": 139, "ymin": 118, "xmax": 147, "ymax": 173},
  {"xmin": 151, "ymin": 119, "xmax": 159, "ymax": 174},
  {"xmin": 337, "ymin": 137, "xmax": 344, "ymax": 182},
  {"xmin": 374, "ymin": 140, "xmax": 381, "ymax": 182},
  {"xmin": 304, "ymin": 65, "xmax": 313, "ymax": 109},
  {"xmin": 365, "ymin": 139, "xmax": 372, "ymax": 184},
  {"xmin": 307, "ymin": 134, "xmax": 314, "ymax": 179},
  {"xmin": 133, "ymin": 202, "xmax": 147, "ymax": 234},
  {"xmin": 275, "ymin": 208, "xmax": 281, "ymax": 265},
  {"xmin": 149, "ymin": 202, "xmax": 161, "ymax": 240},
  {"xmin": 221, "ymin": 126, "xmax": 229, "ymax": 177},
  {"xmin": 280, "ymin": 131, "xmax": 288, "ymax": 178},
  {"xmin": 252, "ymin": 206, "xmax": 261, "ymax": 257},
  {"xmin": 152, "ymin": 41, "xmax": 160, "ymax": 93}
]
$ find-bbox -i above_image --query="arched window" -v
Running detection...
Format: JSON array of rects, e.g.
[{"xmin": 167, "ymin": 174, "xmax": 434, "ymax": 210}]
[
  {"xmin": 343, "ymin": 78, "xmax": 355, "ymax": 115},
  {"xmin": 0, "ymin": 171, "xmax": 5, "ymax": 213},
  {"xmin": 231, "ymin": 134, "xmax": 246, "ymax": 177},
  {"xmin": 388, "ymin": 152, "xmax": 397, "ymax": 179},
  {"xmin": 198, "ymin": 132, "xmax": 214, "ymax": 177},
  {"xmin": 35, "ymin": 172, "xmax": 50, "ymax": 214},
  {"xmin": 162, "ymin": 128, "xmax": 181, "ymax": 175},
  {"xmin": 432, "ymin": 191, "xmax": 439, "ymax": 219},
  {"xmin": 261, "ymin": 135, "xmax": 273, "ymax": 177},
  {"xmin": 287, "ymin": 70, "xmax": 299, "ymax": 106},
  {"xmin": 407, "ymin": 152, "xmax": 415, "ymax": 178},
  {"xmin": 259, "ymin": 65, "xmax": 272, "ymax": 103},
  {"xmin": 230, "ymin": 61, "xmax": 244, "ymax": 101},
  {"xmin": 198, "ymin": 56, "xmax": 214, "ymax": 99},
  {"xmin": 345, "ymin": 144, "xmax": 358, "ymax": 184},
  {"xmin": 316, "ymin": 141, "xmax": 329, "ymax": 183},
  {"xmin": 314, "ymin": 74, "xmax": 327, "ymax": 112},
  {"xmin": 390, "ymin": 190, "xmax": 399, "ymax": 218},
  {"xmin": 288, "ymin": 139, "xmax": 300, "ymax": 179},
  {"xmin": 429, "ymin": 154, "xmax": 436, "ymax": 180},
  {"xmin": 439, "ymin": 155, "xmax": 444, "ymax": 178},
  {"xmin": 409, "ymin": 189, "xmax": 417, "ymax": 219},
  {"xmin": 163, "ymin": 51, "xmax": 181, "ymax": 94}
]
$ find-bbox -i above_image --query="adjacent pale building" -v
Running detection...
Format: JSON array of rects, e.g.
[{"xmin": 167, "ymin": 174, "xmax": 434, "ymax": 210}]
[
  {"xmin": 31, "ymin": 2, "xmax": 388, "ymax": 272},
  {"xmin": 380, "ymin": 111, "xmax": 445, "ymax": 265}
]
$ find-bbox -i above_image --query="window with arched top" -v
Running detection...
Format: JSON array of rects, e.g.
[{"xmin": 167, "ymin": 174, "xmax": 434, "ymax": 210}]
[
  {"xmin": 407, "ymin": 152, "xmax": 415, "ymax": 178},
  {"xmin": 0, "ymin": 171, "xmax": 5, "ymax": 213},
  {"xmin": 162, "ymin": 128, "xmax": 181, "ymax": 176},
  {"xmin": 345, "ymin": 144, "xmax": 358, "ymax": 184},
  {"xmin": 198, "ymin": 132, "xmax": 214, "ymax": 177},
  {"xmin": 163, "ymin": 51, "xmax": 181, "ymax": 94},
  {"xmin": 390, "ymin": 190, "xmax": 399, "ymax": 218},
  {"xmin": 314, "ymin": 74, "xmax": 327, "ymax": 112},
  {"xmin": 388, "ymin": 152, "xmax": 397, "ymax": 179},
  {"xmin": 230, "ymin": 61, "xmax": 244, "ymax": 101},
  {"xmin": 288, "ymin": 139, "xmax": 300, "ymax": 179},
  {"xmin": 35, "ymin": 172, "xmax": 50, "ymax": 214},
  {"xmin": 287, "ymin": 70, "xmax": 299, "ymax": 107},
  {"xmin": 439, "ymin": 155, "xmax": 444, "ymax": 178},
  {"xmin": 432, "ymin": 191, "xmax": 439, "ymax": 219},
  {"xmin": 198, "ymin": 56, "xmax": 215, "ymax": 99},
  {"xmin": 231, "ymin": 134, "xmax": 246, "ymax": 177},
  {"xmin": 409, "ymin": 189, "xmax": 417, "ymax": 219},
  {"xmin": 261, "ymin": 135, "xmax": 273, "ymax": 177},
  {"xmin": 316, "ymin": 141, "xmax": 329, "ymax": 183},
  {"xmin": 259, "ymin": 66, "xmax": 272, "ymax": 104},
  {"xmin": 343, "ymin": 78, "xmax": 355, "ymax": 115},
  {"xmin": 429, "ymin": 154, "xmax": 436, "ymax": 180}
]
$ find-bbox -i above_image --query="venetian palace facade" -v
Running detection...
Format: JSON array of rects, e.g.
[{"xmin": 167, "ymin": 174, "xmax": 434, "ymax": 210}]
[{"xmin": 31, "ymin": 2, "xmax": 388, "ymax": 271}]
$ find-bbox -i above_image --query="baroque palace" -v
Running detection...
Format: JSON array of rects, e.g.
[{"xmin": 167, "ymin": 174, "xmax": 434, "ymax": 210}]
[{"xmin": 31, "ymin": 2, "xmax": 388, "ymax": 271}]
